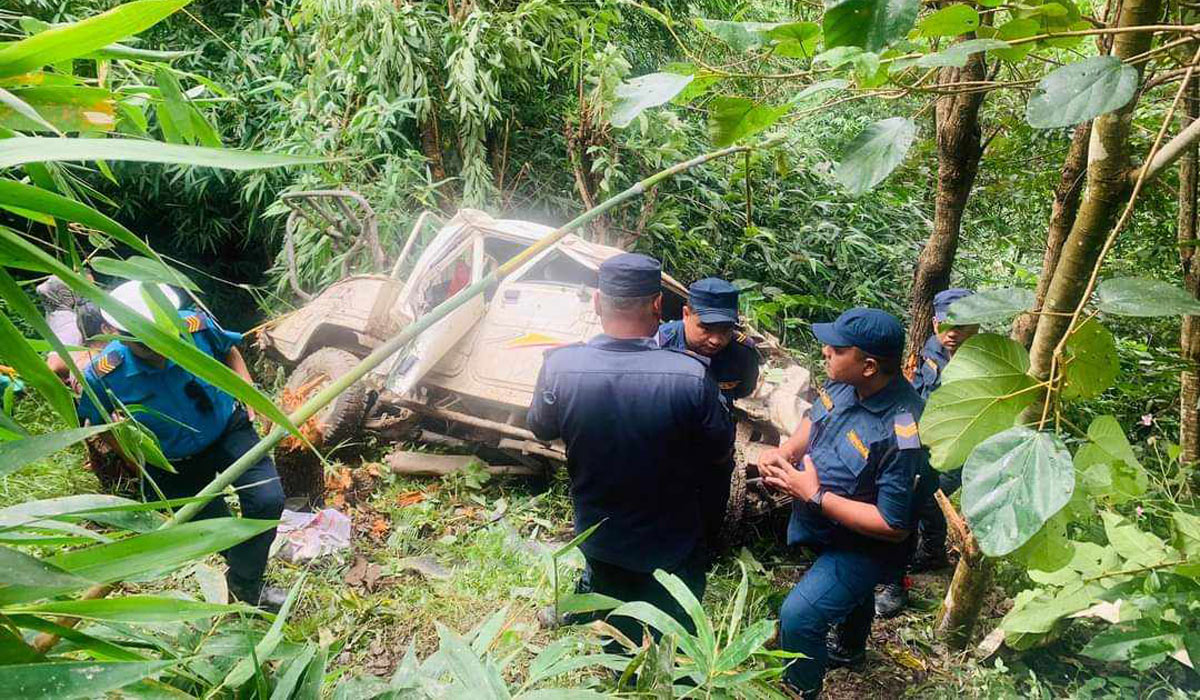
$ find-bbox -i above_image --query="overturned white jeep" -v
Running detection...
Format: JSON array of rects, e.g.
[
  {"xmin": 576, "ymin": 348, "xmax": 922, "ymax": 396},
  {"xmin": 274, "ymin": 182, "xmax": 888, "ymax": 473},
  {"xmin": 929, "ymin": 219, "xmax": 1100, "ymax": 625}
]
[{"xmin": 258, "ymin": 192, "xmax": 812, "ymax": 539}]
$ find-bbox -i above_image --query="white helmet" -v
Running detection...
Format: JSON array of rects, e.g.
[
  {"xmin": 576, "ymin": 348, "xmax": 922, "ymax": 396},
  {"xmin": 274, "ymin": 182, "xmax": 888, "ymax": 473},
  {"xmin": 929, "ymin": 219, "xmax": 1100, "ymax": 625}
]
[{"xmin": 100, "ymin": 280, "xmax": 181, "ymax": 332}]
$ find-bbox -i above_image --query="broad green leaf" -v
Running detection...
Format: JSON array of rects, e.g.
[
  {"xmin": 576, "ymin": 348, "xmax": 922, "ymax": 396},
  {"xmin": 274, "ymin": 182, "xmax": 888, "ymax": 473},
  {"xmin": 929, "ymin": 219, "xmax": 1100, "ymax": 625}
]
[
  {"xmin": 1026, "ymin": 56, "xmax": 1138, "ymax": 129},
  {"xmin": 0, "ymin": 659, "xmax": 177, "ymax": 699},
  {"xmin": 917, "ymin": 4, "xmax": 979, "ymax": 37},
  {"xmin": 1060, "ymin": 319, "xmax": 1118, "ymax": 399},
  {"xmin": 0, "ymin": 0, "xmax": 191, "ymax": 78},
  {"xmin": 0, "ymin": 232, "xmax": 298, "ymax": 435},
  {"xmin": 662, "ymin": 63, "xmax": 719, "ymax": 104},
  {"xmin": 1075, "ymin": 416, "xmax": 1147, "ymax": 504},
  {"xmin": 916, "ymin": 38, "xmax": 1009, "ymax": 68},
  {"xmin": 556, "ymin": 592, "xmax": 622, "ymax": 614},
  {"xmin": 824, "ymin": 0, "xmax": 920, "ymax": 51},
  {"xmin": 0, "ymin": 545, "xmax": 90, "ymax": 589},
  {"xmin": 940, "ymin": 333, "xmax": 1030, "ymax": 385},
  {"xmin": 0, "ymin": 87, "xmax": 114, "ymax": 133},
  {"xmin": 1172, "ymin": 511, "xmax": 1200, "ymax": 558},
  {"xmin": 709, "ymin": 97, "xmax": 789, "ymax": 147},
  {"xmin": 1100, "ymin": 511, "xmax": 1174, "ymax": 568},
  {"xmin": 269, "ymin": 643, "xmax": 317, "ymax": 700},
  {"xmin": 1095, "ymin": 277, "xmax": 1200, "ymax": 317},
  {"xmin": 1001, "ymin": 580, "xmax": 1103, "ymax": 636},
  {"xmin": 1081, "ymin": 619, "xmax": 1182, "ymax": 670},
  {"xmin": 944, "ymin": 287, "xmax": 1035, "ymax": 325},
  {"xmin": 0, "ymin": 426, "xmax": 111, "ymax": 479},
  {"xmin": 962, "ymin": 427, "xmax": 1075, "ymax": 556},
  {"xmin": 610, "ymin": 73, "xmax": 694, "ymax": 129},
  {"xmin": 0, "ymin": 137, "xmax": 325, "ymax": 170},
  {"xmin": 5, "ymin": 595, "xmax": 252, "ymax": 622},
  {"xmin": 767, "ymin": 22, "xmax": 821, "ymax": 58},
  {"xmin": 220, "ymin": 575, "xmax": 305, "ymax": 689},
  {"xmin": 1028, "ymin": 540, "xmax": 1121, "ymax": 587},
  {"xmin": 91, "ymin": 256, "xmax": 199, "ymax": 291},
  {"xmin": 791, "ymin": 79, "xmax": 849, "ymax": 105},
  {"xmin": 0, "ymin": 518, "xmax": 278, "ymax": 605},
  {"xmin": 984, "ymin": 18, "xmax": 1039, "ymax": 62},
  {"xmin": 294, "ymin": 645, "xmax": 327, "ymax": 700},
  {"xmin": 921, "ymin": 374, "xmax": 1036, "ymax": 471},
  {"xmin": 1011, "ymin": 511, "xmax": 1072, "ymax": 574},
  {"xmin": 0, "ymin": 180, "xmax": 155, "ymax": 258},
  {"xmin": 835, "ymin": 117, "xmax": 915, "ymax": 195},
  {"xmin": 696, "ymin": 19, "xmax": 776, "ymax": 52},
  {"xmin": 0, "ymin": 310, "xmax": 78, "ymax": 426}
]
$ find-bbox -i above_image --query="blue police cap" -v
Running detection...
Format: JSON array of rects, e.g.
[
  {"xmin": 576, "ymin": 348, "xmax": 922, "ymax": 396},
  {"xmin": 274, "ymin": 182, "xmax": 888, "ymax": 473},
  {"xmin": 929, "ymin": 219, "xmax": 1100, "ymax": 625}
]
[
  {"xmin": 933, "ymin": 288, "xmax": 974, "ymax": 322},
  {"xmin": 599, "ymin": 253, "xmax": 661, "ymax": 297},
  {"xmin": 812, "ymin": 307, "xmax": 905, "ymax": 359},
  {"xmin": 688, "ymin": 278, "xmax": 739, "ymax": 324}
]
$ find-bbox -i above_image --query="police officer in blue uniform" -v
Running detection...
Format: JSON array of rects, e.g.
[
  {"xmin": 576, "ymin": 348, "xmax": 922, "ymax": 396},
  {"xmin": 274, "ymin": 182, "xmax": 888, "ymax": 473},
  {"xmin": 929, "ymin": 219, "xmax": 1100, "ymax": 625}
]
[
  {"xmin": 527, "ymin": 253, "xmax": 734, "ymax": 647},
  {"xmin": 76, "ymin": 282, "xmax": 286, "ymax": 610},
  {"xmin": 757, "ymin": 308, "xmax": 933, "ymax": 698},
  {"xmin": 876, "ymin": 288, "xmax": 978, "ymax": 616},
  {"xmin": 657, "ymin": 278, "xmax": 760, "ymax": 401}
]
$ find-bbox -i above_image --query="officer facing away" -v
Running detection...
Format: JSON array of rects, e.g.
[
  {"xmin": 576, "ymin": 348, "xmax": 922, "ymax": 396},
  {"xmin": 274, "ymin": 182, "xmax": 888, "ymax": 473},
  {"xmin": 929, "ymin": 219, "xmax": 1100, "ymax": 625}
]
[
  {"xmin": 657, "ymin": 278, "xmax": 760, "ymax": 401},
  {"xmin": 527, "ymin": 253, "xmax": 734, "ymax": 648},
  {"xmin": 874, "ymin": 289, "xmax": 980, "ymax": 610},
  {"xmin": 757, "ymin": 308, "xmax": 933, "ymax": 698},
  {"xmin": 76, "ymin": 281, "xmax": 286, "ymax": 610}
]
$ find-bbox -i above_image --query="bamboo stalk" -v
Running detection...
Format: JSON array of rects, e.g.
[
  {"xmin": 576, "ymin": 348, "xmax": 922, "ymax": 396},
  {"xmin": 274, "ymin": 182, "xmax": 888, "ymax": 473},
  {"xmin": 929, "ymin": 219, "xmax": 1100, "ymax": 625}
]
[{"xmin": 28, "ymin": 141, "xmax": 768, "ymax": 653}]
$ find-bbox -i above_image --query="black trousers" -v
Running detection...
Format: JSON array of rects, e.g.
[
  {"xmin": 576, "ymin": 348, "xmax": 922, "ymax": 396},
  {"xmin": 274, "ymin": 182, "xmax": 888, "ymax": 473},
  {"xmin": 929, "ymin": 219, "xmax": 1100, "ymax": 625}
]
[
  {"xmin": 145, "ymin": 410, "xmax": 284, "ymax": 590},
  {"xmin": 581, "ymin": 549, "xmax": 707, "ymax": 651}
]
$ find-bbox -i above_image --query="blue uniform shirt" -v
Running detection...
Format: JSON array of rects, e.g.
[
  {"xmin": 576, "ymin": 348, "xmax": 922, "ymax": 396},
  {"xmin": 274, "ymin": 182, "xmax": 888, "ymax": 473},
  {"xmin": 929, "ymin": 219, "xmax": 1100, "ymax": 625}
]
[
  {"xmin": 910, "ymin": 334, "xmax": 950, "ymax": 400},
  {"xmin": 527, "ymin": 334, "xmax": 734, "ymax": 572},
  {"xmin": 77, "ymin": 310, "xmax": 243, "ymax": 461},
  {"xmin": 657, "ymin": 320, "xmax": 760, "ymax": 401},
  {"xmin": 787, "ymin": 375, "xmax": 931, "ymax": 555}
]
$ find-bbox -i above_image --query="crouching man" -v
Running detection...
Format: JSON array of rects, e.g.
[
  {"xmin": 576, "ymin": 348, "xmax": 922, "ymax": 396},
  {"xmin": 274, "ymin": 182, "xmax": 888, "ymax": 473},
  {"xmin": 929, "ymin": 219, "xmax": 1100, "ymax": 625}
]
[{"xmin": 757, "ymin": 308, "xmax": 933, "ymax": 698}]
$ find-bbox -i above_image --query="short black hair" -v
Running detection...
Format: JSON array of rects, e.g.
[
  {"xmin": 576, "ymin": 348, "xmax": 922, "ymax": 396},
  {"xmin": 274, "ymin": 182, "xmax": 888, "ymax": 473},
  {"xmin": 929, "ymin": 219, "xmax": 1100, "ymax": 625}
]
[
  {"xmin": 75, "ymin": 302, "xmax": 105, "ymax": 340},
  {"xmin": 854, "ymin": 347, "xmax": 901, "ymax": 376}
]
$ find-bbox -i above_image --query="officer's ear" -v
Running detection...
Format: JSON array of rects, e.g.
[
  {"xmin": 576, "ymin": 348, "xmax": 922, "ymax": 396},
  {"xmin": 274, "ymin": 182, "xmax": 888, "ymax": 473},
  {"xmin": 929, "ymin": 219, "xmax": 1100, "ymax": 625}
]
[
  {"xmin": 859, "ymin": 351, "xmax": 880, "ymax": 379},
  {"xmin": 652, "ymin": 292, "xmax": 663, "ymax": 318}
]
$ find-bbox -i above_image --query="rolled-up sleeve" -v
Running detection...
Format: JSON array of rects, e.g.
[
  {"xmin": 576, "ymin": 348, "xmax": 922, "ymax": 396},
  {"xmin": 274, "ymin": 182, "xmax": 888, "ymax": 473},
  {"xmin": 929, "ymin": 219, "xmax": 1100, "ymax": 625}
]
[{"xmin": 875, "ymin": 445, "xmax": 925, "ymax": 531}]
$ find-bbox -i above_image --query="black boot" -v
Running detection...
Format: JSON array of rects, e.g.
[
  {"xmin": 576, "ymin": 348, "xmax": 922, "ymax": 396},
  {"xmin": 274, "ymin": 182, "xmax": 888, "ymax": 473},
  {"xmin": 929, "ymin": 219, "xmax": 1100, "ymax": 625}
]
[
  {"xmin": 874, "ymin": 582, "xmax": 907, "ymax": 618},
  {"xmin": 909, "ymin": 546, "xmax": 950, "ymax": 573},
  {"xmin": 227, "ymin": 573, "xmax": 287, "ymax": 613},
  {"xmin": 826, "ymin": 638, "xmax": 866, "ymax": 670}
]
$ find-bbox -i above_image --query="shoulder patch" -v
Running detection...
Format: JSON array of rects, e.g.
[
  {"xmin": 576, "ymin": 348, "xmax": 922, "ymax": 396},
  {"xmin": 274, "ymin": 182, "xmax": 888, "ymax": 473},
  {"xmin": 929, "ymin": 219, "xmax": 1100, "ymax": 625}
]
[
  {"xmin": 734, "ymin": 330, "xmax": 756, "ymax": 348},
  {"xmin": 894, "ymin": 412, "xmax": 920, "ymax": 450},
  {"xmin": 664, "ymin": 346, "xmax": 711, "ymax": 367},
  {"xmin": 817, "ymin": 387, "xmax": 834, "ymax": 410},
  {"xmin": 183, "ymin": 313, "xmax": 209, "ymax": 333},
  {"xmin": 924, "ymin": 357, "xmax": 939, "ymax": 372},
  {"xmin": 93, "ymin": 350, "xmax": 123, "ymax": 377}
]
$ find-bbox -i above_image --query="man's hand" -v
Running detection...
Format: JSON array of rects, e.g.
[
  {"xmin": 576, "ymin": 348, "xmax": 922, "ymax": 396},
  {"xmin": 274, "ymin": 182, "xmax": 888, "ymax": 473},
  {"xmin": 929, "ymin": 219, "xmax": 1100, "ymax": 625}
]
[
  {"xmin": 758, "ymin": 447, "xmax": 793, "ymax": 473},
  {"xmin": 761, "ymin": 454, "xmax": 821, "ymax": 502}
]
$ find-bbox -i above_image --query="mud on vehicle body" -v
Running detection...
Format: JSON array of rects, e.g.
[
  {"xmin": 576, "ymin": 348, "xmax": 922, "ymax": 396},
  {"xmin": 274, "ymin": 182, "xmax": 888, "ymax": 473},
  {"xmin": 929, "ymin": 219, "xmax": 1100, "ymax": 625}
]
[{"xmin": 258, "ymin": 193, "xmax": 813, "ymax": 542}]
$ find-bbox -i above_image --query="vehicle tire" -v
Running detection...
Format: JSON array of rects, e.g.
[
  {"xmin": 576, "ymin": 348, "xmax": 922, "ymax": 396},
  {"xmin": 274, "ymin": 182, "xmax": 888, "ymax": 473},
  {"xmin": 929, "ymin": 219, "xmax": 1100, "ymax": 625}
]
[{"xmin": 285, "ymin": 347, "xmax": 369, "ymax": 450}]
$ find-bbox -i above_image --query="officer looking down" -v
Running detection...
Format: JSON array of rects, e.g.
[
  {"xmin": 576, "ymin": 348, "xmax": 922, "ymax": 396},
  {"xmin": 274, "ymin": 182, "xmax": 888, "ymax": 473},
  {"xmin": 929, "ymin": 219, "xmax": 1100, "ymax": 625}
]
[
  {"xmin": 657, "ymin": 277, "xmax": 760, "ymax": 401},
  {"xmin": 526, "ymin": 253, "xmax": 734, "ymax": 648},
  {"xmin": 756, "ymin": 308, "xmax": 934, "ymax": 698},
  {"xmin": 76, "ymin": 281, "xmax": 286, "ymax": 611}
]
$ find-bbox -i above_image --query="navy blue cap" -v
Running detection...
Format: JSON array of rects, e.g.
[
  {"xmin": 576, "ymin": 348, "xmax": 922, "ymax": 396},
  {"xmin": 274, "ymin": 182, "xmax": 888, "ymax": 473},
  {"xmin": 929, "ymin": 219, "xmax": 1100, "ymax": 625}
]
[
  {"xmin": 933, "ymin": 288, "xmax": 974, "ymax": 322},
  {"xmin": 598, "ymin": 253, "xmax": 661, "ymax": 297},
  {"xmin": 812, "ymin": 308, "xmax": 905, "ymax": 358},
  {"xmin": 688, "ymin": 278, "xmax": 739, "ymax": 324}
]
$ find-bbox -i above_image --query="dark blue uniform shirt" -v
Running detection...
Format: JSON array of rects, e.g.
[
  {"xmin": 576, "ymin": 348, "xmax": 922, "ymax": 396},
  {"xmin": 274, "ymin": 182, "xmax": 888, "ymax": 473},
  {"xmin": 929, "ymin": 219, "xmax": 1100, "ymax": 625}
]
[
  {"xmin": 787, "ymin": 375, "xmax": 931, "ymax": 556},
  {"xmin": 657, "ymin": 320, "xmax": 760, "ymax": 401},
  {"xmin": 77, "ymin": 310, "xmax": 243, "ymax": 461},
  {"xmin": 527, "ymin": 334, "xmax": 734, "ymax": 572},
  {"xmin": 910, "ymin": 334, "xmax": 950, "ymax": 400}
]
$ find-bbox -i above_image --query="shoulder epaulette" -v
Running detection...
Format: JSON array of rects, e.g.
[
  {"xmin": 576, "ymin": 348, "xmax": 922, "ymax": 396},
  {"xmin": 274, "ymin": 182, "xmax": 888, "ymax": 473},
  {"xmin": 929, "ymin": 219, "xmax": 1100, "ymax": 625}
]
[
  {"xmin": 664, "ymin": 346, "xmax": 711, "ymax": 367},
  {"xmin": 93, "ymin": 350, "xmax": 123, "ymax": 377},
  {"xmin": 894, "ymin": 412, "xmax": 920, "ymax": 450},
  {"xmin": 924, "ymin": 357, "xmax": 939, "ymax": 372},
  {"xmin": 817, "ymin": 386, "xmax": 834, "ymax": 410},
  {"xmin": 183, "ymin": 313, "xmax": 209, "ymax": 333},
  {"xmin": 734, "ymin": 330, "xmax": 756, "ymax": 348}
]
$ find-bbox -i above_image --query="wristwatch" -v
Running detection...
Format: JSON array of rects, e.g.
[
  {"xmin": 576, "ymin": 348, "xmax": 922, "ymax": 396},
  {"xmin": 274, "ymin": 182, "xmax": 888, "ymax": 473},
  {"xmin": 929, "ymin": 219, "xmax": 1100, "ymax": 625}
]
[{"xmin": 805, "ymin": 487, "xmax": 828, "ymax": 515}]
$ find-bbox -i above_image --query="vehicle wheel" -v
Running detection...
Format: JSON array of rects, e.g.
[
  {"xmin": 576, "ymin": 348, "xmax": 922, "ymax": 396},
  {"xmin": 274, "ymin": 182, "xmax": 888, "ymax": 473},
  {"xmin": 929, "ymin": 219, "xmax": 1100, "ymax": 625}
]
[{"xmin": 284, "ymin": 347, "xmax": 369, "ymax": 450}]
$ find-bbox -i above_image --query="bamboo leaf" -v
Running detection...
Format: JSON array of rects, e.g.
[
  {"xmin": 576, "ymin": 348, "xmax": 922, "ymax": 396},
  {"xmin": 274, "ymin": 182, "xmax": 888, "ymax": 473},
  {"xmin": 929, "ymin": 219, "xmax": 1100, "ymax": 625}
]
[
  {"xmin": 0, "ymin": 659, "xmax": 177, "ymax": 699},
  {"xmin": 0, "ymin": 545, "xmax": 91, "ymax": 589},
  {"xmin": 0, "ymin": 86, "xmax": 114, "ymax": 133},
  {"xmin": 0, "ymin": 426, "xmax": 111, "ymax": 478},
  {"xmin": 0, "ymin": 87, "xmax": 60, "ymax": 134},
  {"xmin": 0, "ymin": 0, "xmax": 192, "ymax": 78},
  {"xmin": 5, "ymin": 595, "xmax": 253, "ymax": 622},
  {"xmin": 0, "ymin": 310, "xmax": 78, "ymax": 427},
  {"xmin": 91, "ymin": 255, "xmax": 199, "ymax": 291},
  {"xmin": 962, "ymin": 427, "xmax": 1075, "ymax": 557},
  {"xmin": 220, "ymin": 575, "xmax": 305, "ymax": 689},
  {"xmin": 1026, "ymin": 56, "xmax": 1138, "ymax": 129},
  {"xmin": 5, "ymin": 614, "xmax": 145, "ymax": 661},
  {"xmin": 0, "ymin": 494, "xmax": 165, "ymax": 534},
  {"xmin": 0, "ymin": 137, "xmax": 326, "ymax": 170},
  {"xmin": 0, "ymin": 180, "xmax": 155, "ymax": 258},
  {"xmin": 268, "ymin": 643, "xmax": 317, "ymax": 700}
]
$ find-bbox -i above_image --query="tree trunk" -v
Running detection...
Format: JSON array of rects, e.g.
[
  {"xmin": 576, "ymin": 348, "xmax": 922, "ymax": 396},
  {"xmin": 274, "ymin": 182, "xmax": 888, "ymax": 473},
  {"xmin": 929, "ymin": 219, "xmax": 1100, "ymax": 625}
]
[
  {"xmin": 1012, "ymin": 122, "xmax": 1092, "ymax": 346},
  {"xmin": 934, "ymin": 491, "xmax": 992, "ymax": 649},
  {"xmin": 1026, "ymin": 0, "xmax": 1163, "ymax": 389},
  {"xmin": 1180, "ymin": 75, "xmax": 1200, "ymax": 465},
  {"xmin": 904, "ymin": 52, "xmax": 987, "ymax": 368}
]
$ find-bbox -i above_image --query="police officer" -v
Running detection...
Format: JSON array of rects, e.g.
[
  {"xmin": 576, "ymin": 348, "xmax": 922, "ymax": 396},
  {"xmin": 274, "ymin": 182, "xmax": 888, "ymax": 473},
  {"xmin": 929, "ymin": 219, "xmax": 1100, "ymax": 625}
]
[
  {"xmin": 876, "ymin": 288, "xmax": 978, "ymax": 616},
  {"xmin": 76, "ymin": 281, "xmax": 286, "ymax": 610},
  {"xmin": 757, "ymin": 308, "xmax": 932, "ymax": 698},
  {"xmin": 527, "ymin": 253, "xmax": 734, "ymax": 648},
  {"xmin": 657, "ymin": 278, "xmax": 760, "ymax": 401}
]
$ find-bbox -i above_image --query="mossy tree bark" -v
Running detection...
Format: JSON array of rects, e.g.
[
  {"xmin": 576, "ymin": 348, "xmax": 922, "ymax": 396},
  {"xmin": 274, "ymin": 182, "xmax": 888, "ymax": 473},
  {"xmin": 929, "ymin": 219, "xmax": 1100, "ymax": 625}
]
[{"xmin": 1180, "ymin": 75, "xmax": 1200, "ymax": 465}]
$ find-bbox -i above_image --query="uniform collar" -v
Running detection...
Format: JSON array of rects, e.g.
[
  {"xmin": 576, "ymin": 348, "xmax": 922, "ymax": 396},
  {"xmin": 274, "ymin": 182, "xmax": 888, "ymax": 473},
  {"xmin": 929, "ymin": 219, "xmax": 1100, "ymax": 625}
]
[
  {"xmin": 589, "ymin": 334, "xmax": 659, "ymax": 352},
  {"xmin": 923, "ymin": 334, "xmax": 950, "ymax": 361},
  {"xmin": 852, "ymin": 375, "xmax": 912, "ymax": 415}
]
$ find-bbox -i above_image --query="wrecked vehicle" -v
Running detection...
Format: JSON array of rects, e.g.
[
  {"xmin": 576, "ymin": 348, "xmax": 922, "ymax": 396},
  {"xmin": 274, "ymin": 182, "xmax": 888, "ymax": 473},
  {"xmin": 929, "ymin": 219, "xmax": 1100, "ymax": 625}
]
[{"xmin": 258, "ymin": 191, "xmax": 813, "ymax": 539}]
